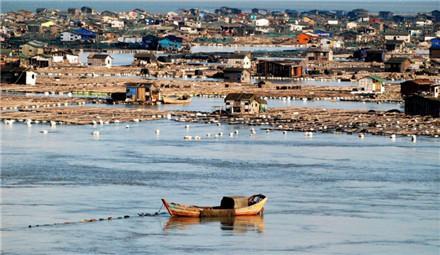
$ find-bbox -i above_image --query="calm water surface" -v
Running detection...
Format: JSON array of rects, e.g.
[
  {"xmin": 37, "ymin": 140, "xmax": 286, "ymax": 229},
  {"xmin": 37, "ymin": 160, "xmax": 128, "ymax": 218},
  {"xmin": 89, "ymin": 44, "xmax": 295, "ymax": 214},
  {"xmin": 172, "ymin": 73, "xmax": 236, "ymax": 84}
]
[{"xmin": 1, "ymin": 120, "xmax": 439, "ymax": 254}]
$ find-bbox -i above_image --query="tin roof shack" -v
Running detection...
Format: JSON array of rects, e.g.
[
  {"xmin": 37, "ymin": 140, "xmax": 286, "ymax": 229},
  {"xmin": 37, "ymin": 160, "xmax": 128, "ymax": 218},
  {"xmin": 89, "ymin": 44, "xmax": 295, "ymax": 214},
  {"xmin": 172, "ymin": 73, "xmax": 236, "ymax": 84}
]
[
  {"xmin": 223, "ymin": 68, "xmax": 251, "ymax": 83},
  {"xmin": 29, "ymin": 55, "xmax": 52, "ymax": 68},
  {"xmin": 87, "ymin": 54, "xmax": 113, "ymax": 68},
  {"xmin": 224, "ymin": 93, "xmax": 267, "ymax": 115},
  {"xmin": 404, "ymin": 95, "xmax": 440, "ymax": 117},
  {"xmin": 19, "ymin": 40, "xmax": 47, "ymax": 58},
  {"xmin": 126, "ymin": 82, "xmax": 161, "ymax": 104},
  {"xmin": 384, "ymin": 57, "xmax": 411, "ymax": 72},
  {"xmin": 401, "ymin": 79, "xmax": 440, "ymax": 98},
  {"xmin": 257, "ymin": 60, "xmax": 303, "ymax": 78},
  {"xmin": 356, "ymin": 76, "xmax": 385, "ymax": 94},
  {"xmin": 305, "ymin": 48, "xmax": 333, "ymax": 61}
]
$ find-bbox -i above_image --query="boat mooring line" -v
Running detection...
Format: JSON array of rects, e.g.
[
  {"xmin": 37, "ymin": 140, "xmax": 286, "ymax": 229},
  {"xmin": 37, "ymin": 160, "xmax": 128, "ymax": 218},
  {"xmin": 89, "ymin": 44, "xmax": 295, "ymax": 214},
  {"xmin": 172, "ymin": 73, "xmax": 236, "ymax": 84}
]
[{"xmin": 28, "ymin": 204, "xmax": 165, "ymax": 229}]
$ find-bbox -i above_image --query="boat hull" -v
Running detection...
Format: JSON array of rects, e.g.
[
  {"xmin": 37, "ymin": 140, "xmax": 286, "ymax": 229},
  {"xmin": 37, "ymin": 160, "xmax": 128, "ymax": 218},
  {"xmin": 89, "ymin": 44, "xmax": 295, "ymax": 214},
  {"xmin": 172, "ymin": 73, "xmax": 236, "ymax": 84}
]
[
  {"xmin": 161, "ymin": 196, "xmax": 267, "ymax": 217},
  {"xmin": 162, "ymin": 97, "xmax": 192, "ymax": 104}
]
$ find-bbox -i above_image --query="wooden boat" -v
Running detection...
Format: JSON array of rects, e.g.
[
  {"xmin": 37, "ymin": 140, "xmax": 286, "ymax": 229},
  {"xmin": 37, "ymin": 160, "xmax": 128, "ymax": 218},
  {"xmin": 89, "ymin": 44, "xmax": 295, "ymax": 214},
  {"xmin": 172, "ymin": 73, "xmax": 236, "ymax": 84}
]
[
  {"xmin": 162, "ymin": 95, "xmax": 192, "ymax": 104},
  {"xmin": 161, "ymin": 194, "xmax": 267, "ymax": 217}
]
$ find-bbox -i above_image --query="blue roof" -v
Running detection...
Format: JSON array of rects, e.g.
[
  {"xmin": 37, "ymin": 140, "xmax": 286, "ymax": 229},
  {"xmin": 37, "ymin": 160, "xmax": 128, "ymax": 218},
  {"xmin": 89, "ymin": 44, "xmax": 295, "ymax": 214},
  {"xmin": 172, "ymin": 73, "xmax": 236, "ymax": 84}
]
[
  {"xmin": 161, "ymin": 35, "xmax": 183, "ymax": 43},
  {"xmin": 431, "ymin": 38, "xmax": 440, "ymax": 49},
  {"xmin": 73, "ymin": 28, "xmax": 96, "ymax": 37}
]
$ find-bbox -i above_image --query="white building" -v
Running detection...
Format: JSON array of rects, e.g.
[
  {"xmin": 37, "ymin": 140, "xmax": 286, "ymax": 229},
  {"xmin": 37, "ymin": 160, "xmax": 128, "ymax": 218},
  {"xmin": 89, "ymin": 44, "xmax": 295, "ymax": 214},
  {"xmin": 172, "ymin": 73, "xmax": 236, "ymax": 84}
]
[
  {"xmin": 110, "ymin": 20, "xmax": 124, "ymax": 28},
  {"xmin": 385, "ymin": 33, "xmax": 411, "ymax": 43},
  {"xmin": 255, "ymin": 18, "xmax": 270, "ymax": 27},
  {"xmin": 66, "ymin": 54, "xmax": 79, "ymax": 64},
  {"xmin": 52, "ymin": 55, "xmax": 64, "ymax": 63},
  {"xmin": 60, "ymin": 32, "xmax": 82, "ymax": 42},
  {"xmin": 346, "ymin": 22, "xmax": 358, "ymax": 29},
  {"xmin": 117, "ymin": 37, "xmax": 142, "ymax": 44},
  {"xmin": 25, "ymin": 71, "xmax": 37, "ymax": 85},
  {"xmin": 328, "ymin": 20, "xmax": 338, "ymax": 25}
]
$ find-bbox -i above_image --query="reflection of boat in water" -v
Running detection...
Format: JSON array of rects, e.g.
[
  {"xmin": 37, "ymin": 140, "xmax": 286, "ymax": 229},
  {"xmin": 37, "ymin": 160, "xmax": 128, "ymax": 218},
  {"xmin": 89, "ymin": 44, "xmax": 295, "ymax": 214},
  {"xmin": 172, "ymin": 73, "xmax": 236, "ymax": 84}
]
[
  {"xmin": 162, "ymin": 95, "xmax": 192, "ymax": 104},
  {"xmin": 161, "ymin": 194, "xmax": 267, "ymax": 217},
  {"xmin": 164, "ymin": 215, "xmax": 265, "ymax": 233}
]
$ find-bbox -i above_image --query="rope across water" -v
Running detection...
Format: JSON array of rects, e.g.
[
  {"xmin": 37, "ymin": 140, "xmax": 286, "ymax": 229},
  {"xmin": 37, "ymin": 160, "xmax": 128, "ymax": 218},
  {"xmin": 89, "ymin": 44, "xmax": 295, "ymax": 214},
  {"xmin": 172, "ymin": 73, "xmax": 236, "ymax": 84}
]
[{"xmin": 28, "ymin": 204, "xmax": 165, "ymax": 228}]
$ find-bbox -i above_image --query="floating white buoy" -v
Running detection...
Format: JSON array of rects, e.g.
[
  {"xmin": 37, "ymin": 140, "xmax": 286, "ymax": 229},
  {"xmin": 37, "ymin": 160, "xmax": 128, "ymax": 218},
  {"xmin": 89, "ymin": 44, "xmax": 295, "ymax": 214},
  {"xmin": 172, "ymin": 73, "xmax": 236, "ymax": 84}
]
[
  {"xmin": 305, "ymin": 132, "xmax": 313, "ymax": 137},
  {"xmin": 390, "ymin": 134, "xmax": 396, "ymax": 140},
  {"xmin": 234, "ymin": 130, "xmax": 239, "ymax": 135},
  {"xmin": 218, "ymin": 132, "xmax": 223, "ymax": 137},
  {"xmin": 126, "ymin": 125, "xmax": 130, "ymax": 128},
  {"xmin": 216, "ymin": 122, "xmax": 221, "ymax": 126},
  {"xmin": 411, "ymin": 135, "xmax": 417, "ymax": 143},
  {"xmin": 194, "ymin": 136, "xmax": 201, "ymax": 140},
  {"xmin": 26, "ymin": 120, "xmax": 32, "ymax": 127},
  {"xmin": 283, "ymin": 131, "xmax": 287, "ymax": 135},
  {"xmin": 250, "ymin": 128, "xmax": 256, "ymax": 135},
  {"xmin": 358, "ymin": 133, "xmax": 365, "ymax": 139},
  {"xmin": 229, "ymin": 132, "xmax": 234, "ymax": 137},
  {"xmin": 184, "ymin": 135, "xmax": 192, "ymax": 140},
  {"xmin": 206, "ymin": 133, "xmax": 211, "ymax": 137},
  {"xmin": 155, "ymin": 129, "xmax": 160, "ymax": 135},
  {"xmin": 185, "ymin": 125, "xmax": 190, "ymax": 129},
  {"xmin": 92, "ymin": 130, "xmax": 100, "ymax": 137},
  {"xmin": 40, "ymin": 130, "xmax": 48, "ymax": 134}
]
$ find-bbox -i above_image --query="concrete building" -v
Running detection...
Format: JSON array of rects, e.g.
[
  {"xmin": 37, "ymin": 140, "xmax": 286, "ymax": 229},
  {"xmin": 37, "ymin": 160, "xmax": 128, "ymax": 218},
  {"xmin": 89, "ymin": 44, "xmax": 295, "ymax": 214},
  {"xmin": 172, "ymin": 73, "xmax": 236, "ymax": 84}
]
[{"xmin": 60, "ymin": 31, "xmax": 82, "ymax": 42}]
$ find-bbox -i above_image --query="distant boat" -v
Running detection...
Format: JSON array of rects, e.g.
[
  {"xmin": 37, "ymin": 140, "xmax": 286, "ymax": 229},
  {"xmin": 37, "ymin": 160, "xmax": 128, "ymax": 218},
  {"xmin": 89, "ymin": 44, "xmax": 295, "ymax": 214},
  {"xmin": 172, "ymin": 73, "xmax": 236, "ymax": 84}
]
[
  {"xmin": 161, "ymin": 194, "xmax": 267, "ymax": 217},
  {"xmin": 162, "ymin": 95, "xmax": 192, "ymax": 104}
]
